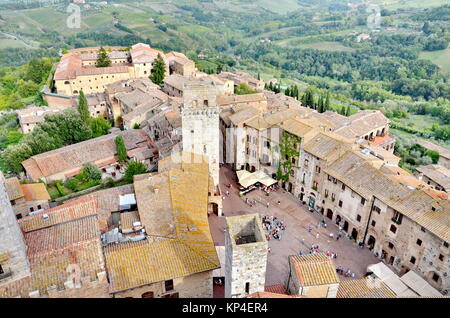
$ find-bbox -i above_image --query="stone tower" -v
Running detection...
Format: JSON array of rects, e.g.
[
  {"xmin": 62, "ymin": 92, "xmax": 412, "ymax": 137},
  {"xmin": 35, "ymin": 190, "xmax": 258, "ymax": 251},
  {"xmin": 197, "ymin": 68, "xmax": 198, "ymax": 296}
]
[
  {"xmin": 0, "ymin": 173, "xmax": 30, "ymax": 287},
  {"xmin": 225, "ymin": 214, "xmax": 268, "ymax": 298},
  {"xmin": 181, "ymin": 81, "xmax": 220, "ymax": 189}
]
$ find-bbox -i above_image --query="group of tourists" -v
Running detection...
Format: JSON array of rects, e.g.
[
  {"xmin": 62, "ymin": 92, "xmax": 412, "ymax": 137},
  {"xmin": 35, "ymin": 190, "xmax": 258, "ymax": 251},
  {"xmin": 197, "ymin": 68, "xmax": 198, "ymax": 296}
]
[
  {"xmin": 262, "ymin": 215, "xmax": 286, "ymax": 241},
  {"xmin": 336, "ymin": 267, "xmax": 356, "ymax": 278}
]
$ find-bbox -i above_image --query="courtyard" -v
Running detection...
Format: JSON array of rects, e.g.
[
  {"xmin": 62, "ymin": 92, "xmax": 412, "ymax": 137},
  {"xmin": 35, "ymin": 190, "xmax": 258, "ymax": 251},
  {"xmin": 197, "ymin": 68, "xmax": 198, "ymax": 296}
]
[{"xmin": 209, "ymin": 165, "xmax": 381, "ymax": 286}]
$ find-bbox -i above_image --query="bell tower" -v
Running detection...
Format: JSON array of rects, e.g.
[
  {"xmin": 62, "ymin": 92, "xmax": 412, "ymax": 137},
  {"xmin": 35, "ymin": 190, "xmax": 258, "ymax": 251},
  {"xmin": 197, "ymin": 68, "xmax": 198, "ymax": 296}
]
[
  {"xmin": 0, "ymin": 173, "xmax": 30, "ymax": 288},
  {"xmin": 181, "ymin": 81, "xmax": 220, "ymax": 189}
]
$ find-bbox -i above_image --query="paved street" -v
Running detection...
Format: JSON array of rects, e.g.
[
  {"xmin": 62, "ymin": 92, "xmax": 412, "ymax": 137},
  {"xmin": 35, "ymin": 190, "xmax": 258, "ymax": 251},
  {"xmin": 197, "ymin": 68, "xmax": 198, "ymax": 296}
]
[{"xmin": 209, "ymin": 165, "xmax": 380, "ymax": 286}]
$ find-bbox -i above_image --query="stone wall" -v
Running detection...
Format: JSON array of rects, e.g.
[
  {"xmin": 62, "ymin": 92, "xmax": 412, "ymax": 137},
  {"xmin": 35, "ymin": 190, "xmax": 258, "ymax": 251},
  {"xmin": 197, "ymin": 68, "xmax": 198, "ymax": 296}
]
[
  {"xmin": 0, "ymin": 173, "xmax": 31, "ymax": 288},
  {"xmin": 225, "ymin": 214, "xmax": 268, "ymax": 298},
  {"xmin": 114, "ymin": 271, "xmax": 213, "ymax": 298}
]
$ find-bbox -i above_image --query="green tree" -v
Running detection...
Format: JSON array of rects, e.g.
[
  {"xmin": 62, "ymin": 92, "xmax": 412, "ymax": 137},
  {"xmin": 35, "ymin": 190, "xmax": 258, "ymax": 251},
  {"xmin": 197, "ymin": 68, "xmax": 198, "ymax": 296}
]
[
  {"xmin": 235, "ymin": 83, "xmax": 257, "ymax": 95},
  {"xmin": 115, "ymin": 135, "xmax": 127, "ymax": 162},
  {"xmin": 1, "ymin": 143, "xmax": 32, "ymax": 173},
  {"xmin": 325, "ymin": 92, "xmax": 330, "ymax": 111},
  {"xmin": 77, "ymin": 90, "xmax": 90, "ymax": 123},
  {"xmin": 25, "ymin": 57, "xmax": 53, "ymax": 84},
  {"xmin": 149, "ymin": 53, "xmax": 166, "ymax": 85},
  {"xmin": 82, "ymin": 163, "xmax": 102, "ymax": 181},
  {"xmin": 124, "ymin": 159, "xmax": 148, "ymax": 183},
  {"xmin": 96, "ymin": 47, "xmax": 111, "ymax": 67},
  {"xmin": 90, "ymin": 117, "xmax": 111, "ymax": 138}
]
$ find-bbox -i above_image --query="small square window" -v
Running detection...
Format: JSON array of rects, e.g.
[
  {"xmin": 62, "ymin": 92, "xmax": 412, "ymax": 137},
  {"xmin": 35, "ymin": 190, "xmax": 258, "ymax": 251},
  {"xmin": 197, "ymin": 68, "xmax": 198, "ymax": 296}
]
[
  {"xmin": 390, "ymin": 224, "xmax": 397, "ymax": 234},
  {"xmin": 416, "ymin": 239, "xmax": 422, "ymax": 246},
  {"xmin": 356, "ymin": 215, "xmax": 361, "ymax": 222},
  {"xmin": 444, "ymin": 242, "xmax": 449, "ymax": 248},
  {"xmin": 432, "ymin": 273, "xmax": 439, "ymax": 282},
  {"xmin": 338, "ymin": 200, "xmax": 343, "ymax": 208},
  {"xmin": 371, "ymin": 220, "xmax": 376, "ymax": 227},
  {"xmin": 438, "ymin": 254, "xmax": 444, "ymax": 261},
  {"xmin": 410, "ymin": 256, "xmax": 416, "ymax": 264},
  {"xmin": 165, "ymin": 279, "xmax": 174, "ymax": 291},
  {"xmin": 388, "ymin": 242, "xmax": 394, "ymax": 249}
]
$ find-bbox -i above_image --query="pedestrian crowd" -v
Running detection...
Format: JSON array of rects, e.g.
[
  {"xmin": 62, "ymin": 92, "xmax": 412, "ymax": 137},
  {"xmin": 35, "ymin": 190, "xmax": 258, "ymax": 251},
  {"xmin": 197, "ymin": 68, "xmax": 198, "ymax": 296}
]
[{"xmin": 262, "ymin": 215, "xmax": 286, "ymax": 240}]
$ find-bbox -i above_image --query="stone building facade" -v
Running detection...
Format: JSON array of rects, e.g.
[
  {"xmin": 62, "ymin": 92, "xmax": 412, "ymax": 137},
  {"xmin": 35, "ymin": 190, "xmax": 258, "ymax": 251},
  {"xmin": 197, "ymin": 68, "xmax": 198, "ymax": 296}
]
[
  {"xmin": 225, "ymin": 214, "xmax": 268, "ymax": 298},
  {"xmin": 0, "ymin": 173, "xmax": 31, "ymax": 288},
  {"xmin": 181, "ymin": 82, "xmax": 221, "ymax": 189}
]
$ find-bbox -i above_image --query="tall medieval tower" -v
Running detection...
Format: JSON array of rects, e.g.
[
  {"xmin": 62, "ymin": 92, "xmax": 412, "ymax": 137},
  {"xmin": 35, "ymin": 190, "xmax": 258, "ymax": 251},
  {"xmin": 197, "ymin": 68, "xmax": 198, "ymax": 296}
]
[
  {"xmin": 0, "ymin": 173, "xmax": 30, "ymax": 287},
  {"xmin": 225, "ymin": 214, "xmax": 268, "ymax": 298},
  {"xmin": 181, "ymin": 81, "xmax": 220, "ymax": 189}
]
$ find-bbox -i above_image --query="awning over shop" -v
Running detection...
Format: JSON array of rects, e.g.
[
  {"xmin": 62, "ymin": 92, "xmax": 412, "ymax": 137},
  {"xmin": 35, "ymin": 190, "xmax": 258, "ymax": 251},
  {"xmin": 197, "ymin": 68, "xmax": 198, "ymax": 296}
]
[
  {"xmin": 236, "ymin": 170, "xmax": 278, "ymax": 188},
  {"xmin": 367, "ymin": 262, "xmax": 418, "ymax": 297}
]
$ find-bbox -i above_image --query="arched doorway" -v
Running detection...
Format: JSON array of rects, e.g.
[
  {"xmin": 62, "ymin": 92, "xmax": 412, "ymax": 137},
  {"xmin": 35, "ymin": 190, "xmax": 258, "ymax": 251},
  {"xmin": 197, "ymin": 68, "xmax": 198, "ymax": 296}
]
[
  {"xmin": 335, "ymin": 215, "xmax": 341, "ymax": 225},
  {"xmin": 326, "ymin": 209, "xmax": 333, "ymax": 220},
  {"xmin": 351, "ymin": 228, "xmax": 358, "ymax": 240},
  {"xmin": 343, "ymin": 221, "xmax": 349, "ymax": 232},
  {"xmin": 367, "ymin": 235, "xmax": 376, "ymax": 250},
  {"xmin": 210, "ymin": 203, "xmax": 219, "ymax": 215}
]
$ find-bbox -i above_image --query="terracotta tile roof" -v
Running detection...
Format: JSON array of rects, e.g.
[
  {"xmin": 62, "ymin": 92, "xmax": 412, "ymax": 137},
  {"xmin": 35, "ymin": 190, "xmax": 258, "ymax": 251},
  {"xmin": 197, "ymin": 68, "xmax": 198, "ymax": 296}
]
[
  {"xmin": 228, "ymin": 107, "xmax": 260, "ymax": 125},
  {"xmin": 21, "ymin": 183, "xmax": 51, "ymax": 201},
  {"xmin": 104, "ymin": 239, "xmax": 218, "ymax": 293},
  {"xmin": 334, "ymin": 110, "xmax": 389, "ymax": 139},
  {"xmin": 75, "ymin": 65, "xmax": 130, "ymax": 77},
  {"xmin": 19, "ymin": 196, "xmax": 97, "ymax": 233},
  {"xmin": 166, "ymin": 51, "xmax": 194, "ymax": 66},
  {"xmin": 416, "ymin": 165, "xmax": 450, "ymax": 192},
  {"xmin": 264, "ymin": 284, "xmax": 288, "ymax": 294},
  {"xmin": 290, "ymin": 253, "xmax": 340, "ymax": 286},
  {"xmin": 280, "ymin": 118, "xmax": 316, "ymax": 138},
  {"xmin": 130, "ymin": 43, "xmax": 164, "ymax": 64},
  {"xmin": 4, "ymin": 177, "xmax": 24, "ymax": 200},
  {"xmin": 217, "ymin": 93, "xmax": 266, "ymax": 106},
  {"xmin": 303, "ymin": 132, "xmax": 355, "ymax": 160},
  {"xmin": 25, "ymin": 215, "xmax": 100, "ymax": 255},
  {"xmin": 17, "ymin": 106, "xmax": 61, "ymax": 125},
  {"xmin": 247, "ymin": 291, "xmax": 302, "ymax": 298},
  {"xmin": 106, "ymin": 152, "xmax": 219, "ymax": 292},
  {"xmin": 22, "ymin": 130, "xmax": 151, "ymax": 180},
  {"xmin": 371, "ymin": 134, "xmax": 394, "ymax": 147},
  {"xmin": 120, "ymin": 211, "xmax": 140, "ymax": 230},
  {"xmin": 3, "ymin": 197, "xmax": 105, "ymax": 296},
  {"xmin": 337, "ymin": 279, "xmax": 396, "ymax": 298},
  {"xmin": 80, "ymin": 51, "xmax": 130, "ymax": 61},
  {"xmin": 28, "ymin": 237, "xmax": 104, "ymax": 295}
]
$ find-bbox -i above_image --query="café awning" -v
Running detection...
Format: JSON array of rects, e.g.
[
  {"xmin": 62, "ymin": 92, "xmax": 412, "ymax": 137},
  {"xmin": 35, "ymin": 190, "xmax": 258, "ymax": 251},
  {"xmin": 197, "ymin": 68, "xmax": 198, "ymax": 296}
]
[{"xmin": 236, "ymin": 169, "xmax": 278, "ymax": 188}]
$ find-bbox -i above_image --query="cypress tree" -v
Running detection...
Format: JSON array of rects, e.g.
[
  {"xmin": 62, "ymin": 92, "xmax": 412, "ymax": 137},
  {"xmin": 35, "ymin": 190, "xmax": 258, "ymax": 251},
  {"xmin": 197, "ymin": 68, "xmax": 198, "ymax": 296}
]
[
  {"xmin": 96, "ymin": 47, "xmax": 111, "ymax": 67},
  {"xmin": 150, "ymin": 53, "xmax": 166, "ymax": 85},
  {"xmin": 325, "ymin": 92, "xmax": 330, "ymax": 111},
  {"xmin": 115, "ymin": 135, "xmax": 127, "ymax": 163},
  {"xmin": 77, "ymin": 90, "xmax": 90, "ymax": 123},
  {"xmin": 285, "ymin": 86, "xmax": 290, "ymax": 97}
]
